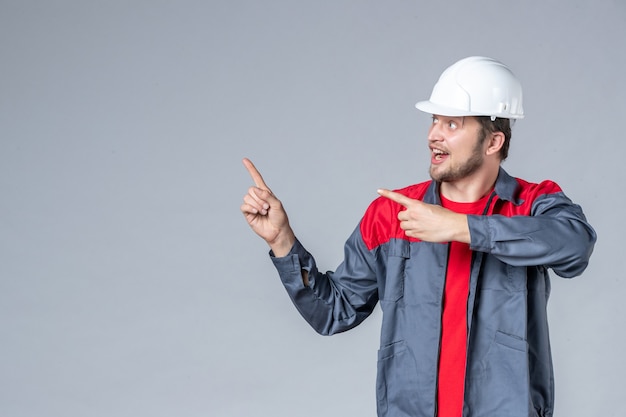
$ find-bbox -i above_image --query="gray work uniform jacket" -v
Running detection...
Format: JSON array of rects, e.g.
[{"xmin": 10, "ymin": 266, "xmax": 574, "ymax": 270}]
[{"xmin": 271, "ymin": 168, "xmax": 596, "ymax": 417}]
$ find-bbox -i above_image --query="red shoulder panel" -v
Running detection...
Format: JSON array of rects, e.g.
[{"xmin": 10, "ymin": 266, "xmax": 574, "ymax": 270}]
[{"xmin": 360, "ymin": 182, "xmax": 431, "ymax": 250}]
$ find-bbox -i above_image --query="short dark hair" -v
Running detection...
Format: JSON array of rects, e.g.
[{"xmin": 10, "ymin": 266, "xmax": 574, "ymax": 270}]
[{"xmin": 476, "ymin": 116, "xmax": 512, "ymax": 160}]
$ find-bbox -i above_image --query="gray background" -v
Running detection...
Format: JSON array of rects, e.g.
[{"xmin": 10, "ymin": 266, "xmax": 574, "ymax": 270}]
[{"xmin": 1, "ymin": 1, "xmax": 624, "ymax": 416}]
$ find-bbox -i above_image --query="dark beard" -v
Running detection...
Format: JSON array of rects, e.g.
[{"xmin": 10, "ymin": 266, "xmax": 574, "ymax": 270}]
[{"xmin": 429, "ymin": 139, "xmax": 485, "ymax": 183}]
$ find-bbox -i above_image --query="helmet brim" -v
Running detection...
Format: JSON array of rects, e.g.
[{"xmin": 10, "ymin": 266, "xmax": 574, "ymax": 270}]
[{"xmin": 415, "ymin": 100, "xmax": 524, "ymax": 119}]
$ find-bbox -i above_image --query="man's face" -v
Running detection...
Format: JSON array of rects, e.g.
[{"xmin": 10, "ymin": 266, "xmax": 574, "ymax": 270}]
[{"xmin": 427, "ymin": 115, "xmax": 486, "ymax": 183}]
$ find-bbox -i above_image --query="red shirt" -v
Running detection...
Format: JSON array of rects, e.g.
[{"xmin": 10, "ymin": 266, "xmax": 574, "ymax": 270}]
[{"xmin": 437, "ymin": 192, "xmax": 493, "ymax": 417}]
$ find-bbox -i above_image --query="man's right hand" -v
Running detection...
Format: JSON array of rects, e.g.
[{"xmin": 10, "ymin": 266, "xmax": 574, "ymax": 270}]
[{"xmin": 240, "ymin": 158, "xmax": 295, "ymax": 257}]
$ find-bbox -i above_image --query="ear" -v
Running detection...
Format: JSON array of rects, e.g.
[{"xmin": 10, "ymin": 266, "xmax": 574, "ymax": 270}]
[{"xmin": 485, "ymin": 131, "xmax": 505, "ymax": 157}]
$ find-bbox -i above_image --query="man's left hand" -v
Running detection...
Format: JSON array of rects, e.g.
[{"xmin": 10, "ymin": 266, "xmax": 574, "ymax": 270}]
[{"xmin": 377, "ymin": 189, "xmax": 471, "ymax": 244}]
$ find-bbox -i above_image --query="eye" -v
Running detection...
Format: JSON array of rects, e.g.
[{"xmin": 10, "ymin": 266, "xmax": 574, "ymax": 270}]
[
  {"xmin": 431, "ymin": 116, "xmax": 439, "ymax": 124},
  {"xmin": 448, "ymin": 120, "xmax": 458, "ymax": 130}
]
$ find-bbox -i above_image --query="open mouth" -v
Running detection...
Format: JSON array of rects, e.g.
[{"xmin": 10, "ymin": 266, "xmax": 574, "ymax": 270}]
[{"xmin": 431, "ymin": 148, "xmax": 449, "ymax": 163}]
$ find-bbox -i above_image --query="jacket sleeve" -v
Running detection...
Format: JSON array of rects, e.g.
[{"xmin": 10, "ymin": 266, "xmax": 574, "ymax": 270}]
[
  {"xmin": 270, "ymin": 224, "xmax": 379, "ymax": 335},
  {"xmin": 467, "ymin": 191, "xmax": 597, "ymax": 278}
]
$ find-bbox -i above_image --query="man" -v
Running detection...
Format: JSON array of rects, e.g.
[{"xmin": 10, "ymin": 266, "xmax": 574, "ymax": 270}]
[{"xmin": 240, "ymin": 56, "xmax": 596, "ymax": 417}]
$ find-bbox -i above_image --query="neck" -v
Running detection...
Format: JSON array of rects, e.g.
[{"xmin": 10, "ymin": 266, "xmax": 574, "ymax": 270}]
[{"xmin": 440, "ymin": 166, "xmax": 500, "ymax": 203}]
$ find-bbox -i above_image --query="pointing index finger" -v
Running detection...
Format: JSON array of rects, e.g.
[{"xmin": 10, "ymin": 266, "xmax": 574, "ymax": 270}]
[
  {"xmin": 377, "ymin": 188, "xmax": 413, "ymax": 208},
  {"xmin": 243, "ymin": 158, "xmax": 271, "ymax": 191}
]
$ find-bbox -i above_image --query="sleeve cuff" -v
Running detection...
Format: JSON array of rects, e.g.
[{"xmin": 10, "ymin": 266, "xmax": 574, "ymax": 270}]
[
  {"xmin": 467, "ymin": 215, "xmax": 493, "ymax": 253},
  {"xmin": 270, "ymin": 238, "xmax": 310, "ymax": 274}
]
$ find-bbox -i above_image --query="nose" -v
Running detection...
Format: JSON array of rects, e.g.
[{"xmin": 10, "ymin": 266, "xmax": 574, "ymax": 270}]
[{"xmin": 428, "ymin": 122, "xmax": 443, "ymax": 143}]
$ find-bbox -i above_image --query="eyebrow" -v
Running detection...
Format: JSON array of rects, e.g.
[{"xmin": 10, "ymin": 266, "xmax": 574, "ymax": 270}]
[{"xmin": 434, "ymin": 115, "xmax": 465, "ymax": 127}]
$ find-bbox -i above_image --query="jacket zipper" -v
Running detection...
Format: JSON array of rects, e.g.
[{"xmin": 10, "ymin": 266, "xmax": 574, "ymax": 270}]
[
  {"xmin": 462, "ymin": 191, "xmax": 498, "ymax": 415},
  {"xmin": 434, "ymin": 242, "xmax": 451, "ymax": 417}
]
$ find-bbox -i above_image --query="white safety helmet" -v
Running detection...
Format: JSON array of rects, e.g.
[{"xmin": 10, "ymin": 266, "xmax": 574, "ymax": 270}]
[{"xmin": 415, "ymin": 56, "xmax": 524, "ymax": 120}]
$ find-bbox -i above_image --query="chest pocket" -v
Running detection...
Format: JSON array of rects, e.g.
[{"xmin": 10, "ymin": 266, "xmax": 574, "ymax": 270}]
[{"xmin": 381, "ymin": 239, "xmax": 410, "ymax": 302}]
